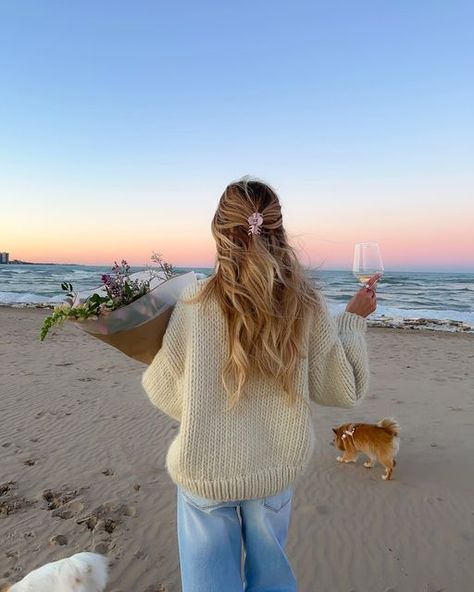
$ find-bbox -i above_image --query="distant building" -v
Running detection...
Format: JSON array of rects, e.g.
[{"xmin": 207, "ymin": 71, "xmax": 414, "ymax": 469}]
[{"xmin": 0, "ymin": 252, "xmax": 9, "ymax": 264}]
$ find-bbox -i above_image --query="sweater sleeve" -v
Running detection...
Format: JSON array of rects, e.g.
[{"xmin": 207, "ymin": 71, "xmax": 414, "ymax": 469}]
[
  {"xmin": 308, "ymin": 292, "xmax": 370, "ymax": 408},
  {"xmin": 140, "ymin": 291, "xmax": 188, "ymax": 421}
]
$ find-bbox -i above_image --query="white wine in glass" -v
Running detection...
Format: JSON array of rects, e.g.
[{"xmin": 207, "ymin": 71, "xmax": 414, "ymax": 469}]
[{"xmin": 353, "ymin": 242, "xmax": 384, "ymax": 286}]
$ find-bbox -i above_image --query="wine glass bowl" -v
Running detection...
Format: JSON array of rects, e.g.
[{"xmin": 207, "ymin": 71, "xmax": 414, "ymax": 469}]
[{"xmin": 353, "ymin": 242, "xmax": 384, "ymax": 287}]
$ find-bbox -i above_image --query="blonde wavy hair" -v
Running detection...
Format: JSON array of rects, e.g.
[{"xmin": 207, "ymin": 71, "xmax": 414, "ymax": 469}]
[{"xmin": 186, "ymin": 177, "xmax": 321, "ymax": 409}]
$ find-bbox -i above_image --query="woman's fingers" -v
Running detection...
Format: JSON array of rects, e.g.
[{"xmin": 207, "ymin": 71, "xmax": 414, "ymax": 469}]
[
  {"xmin": 346, "ymin": 274, "xmax": 379, "ymax": 316},
  {"xmin": 363, "ymin": 286, "xmax": 375, "ymax": 297},
  {"xmin": 365, "ymin": 272, "xmax": 382, "ymax": 290}
]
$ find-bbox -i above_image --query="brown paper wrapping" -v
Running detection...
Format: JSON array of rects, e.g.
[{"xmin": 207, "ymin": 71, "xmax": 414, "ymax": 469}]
[
  {"xmin": 88, "ymin": 306, "xmax": 173, "ymax": 364},
  {"xmin": 73, "ymin": 271, "xmax": 197, "ymax": 365}
]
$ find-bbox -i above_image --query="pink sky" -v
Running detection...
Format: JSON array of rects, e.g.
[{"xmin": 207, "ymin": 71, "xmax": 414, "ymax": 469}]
[
  {"xmin": 3, "ymin": 175, "xmax": 473, "ymax": 272},
  {"xmin": 5, "ymin": 211, "xmax": 473, "ymax": 271}
]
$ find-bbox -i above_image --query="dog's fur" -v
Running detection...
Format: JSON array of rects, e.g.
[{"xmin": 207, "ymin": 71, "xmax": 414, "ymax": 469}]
[
  {"xmin": 332, "ymin": 417, "xmax": 400, "ymax": 480},
  {"xmin": 0, "ymin": 551, "xmax": 108, "ymax": 592}
]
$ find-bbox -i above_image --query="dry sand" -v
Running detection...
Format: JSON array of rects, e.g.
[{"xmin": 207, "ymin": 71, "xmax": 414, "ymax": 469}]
[{"xmin": 1, "ymin": 306, "xmax": 473, "ymax": 592}]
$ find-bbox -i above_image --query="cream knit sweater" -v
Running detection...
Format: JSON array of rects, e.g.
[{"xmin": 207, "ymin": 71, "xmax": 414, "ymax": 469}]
[{"xmin": 141, "ymin": 275, "xmax": 370, "ymax": 501}]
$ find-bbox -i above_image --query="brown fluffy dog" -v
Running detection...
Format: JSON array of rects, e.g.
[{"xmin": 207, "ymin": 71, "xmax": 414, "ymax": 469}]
[{"xmin": 332, "ymin": 417, "xmax": 400, "ymax": 480}]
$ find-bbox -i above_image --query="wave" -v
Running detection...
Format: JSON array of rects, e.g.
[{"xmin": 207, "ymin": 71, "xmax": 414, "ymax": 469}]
[
  {"xmin": 0, "ymin": 291, "xmax": 65, "ymax": 305},
  {"xmin": 2, "ymin": 266, "xmax": 473, "ymax": 332},
  {"xmin": 328, "ymin": 302, "xmax": 474, "ymax": 325},
  {"xmin": 67, "ymin": 273, "xmax": 99, "ymax": 280}
]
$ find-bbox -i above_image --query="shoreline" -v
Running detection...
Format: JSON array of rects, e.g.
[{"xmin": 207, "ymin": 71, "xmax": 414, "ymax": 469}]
[{"xmin": 1, "ymin": 302, "xmax": 472, "ymax": 335}]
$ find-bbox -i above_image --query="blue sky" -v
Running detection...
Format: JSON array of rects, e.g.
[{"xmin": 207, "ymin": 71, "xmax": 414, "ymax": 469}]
[{"xmin": 1, "ymin": 1, "xmax": 473, "ymax": 271}]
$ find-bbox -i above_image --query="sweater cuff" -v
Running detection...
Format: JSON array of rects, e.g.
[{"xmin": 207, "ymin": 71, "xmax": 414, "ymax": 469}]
[{"xmin": 335, "ymin": 311, "xmax": 368, "ymax": 333}]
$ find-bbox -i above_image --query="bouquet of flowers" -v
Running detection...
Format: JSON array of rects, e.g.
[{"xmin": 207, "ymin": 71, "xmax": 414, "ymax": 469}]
[{"xmin": 39, "ymin": 253, "xmax": 197, "ymax": 364}]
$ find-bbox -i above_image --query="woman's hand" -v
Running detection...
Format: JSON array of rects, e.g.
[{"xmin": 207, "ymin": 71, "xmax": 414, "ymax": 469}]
[{"xmin": 345, "ymin": 273, "xmax": 382, "ymax": 318}]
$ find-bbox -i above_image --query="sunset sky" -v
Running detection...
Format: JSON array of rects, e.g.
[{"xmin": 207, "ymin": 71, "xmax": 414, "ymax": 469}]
[{"xmin": 1, "ymin": 1, "xmax": 473, "ymax": 272}]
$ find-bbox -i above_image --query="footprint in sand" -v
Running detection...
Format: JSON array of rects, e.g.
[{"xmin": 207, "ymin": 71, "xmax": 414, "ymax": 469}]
[
  {"xmin": 1, "ymin": 481, "xmax": 17, "ymax": 496},
  {"xmin": 52, "ymin": 499, "xmax": 85, "ymax": 520},
  {"xmin": 100, "ymin": 518, "xmax": 117, "ymax": 534},
  {"xmin": 23, "ymin": 458, "xmax": 39, "ymax": 466},
  {"xmin": 76, "ymin": 501, "xmax": 136, "ymax": 554},
  {"xmin": 93, "ymin": 541, "xmax": 110, "ymax": 554},
  {"xmin": 41, "ymin": 485, "xmax": 88, "ymax": 512},
  {"xmin": 5, "ymin": 550, "xmax": 19, "ymax": 561},
  {"xmin": 0, "ymin": 481, "xmax": 37, "ymax": 516},
  {"xmin": 49, "ymin": 534, "xmax": 68, "ymax": 546}
]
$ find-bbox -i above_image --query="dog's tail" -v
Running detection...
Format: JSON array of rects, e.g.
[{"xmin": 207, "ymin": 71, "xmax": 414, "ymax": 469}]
[{"xmin": 378, "ymin": 417, "xmax": 400, "ymax": 437}]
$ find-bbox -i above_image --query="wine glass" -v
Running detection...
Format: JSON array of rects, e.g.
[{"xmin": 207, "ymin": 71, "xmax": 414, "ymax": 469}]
[{"xmin": 353, "ymin": 242, "xmax": 384, "ymax": 287}]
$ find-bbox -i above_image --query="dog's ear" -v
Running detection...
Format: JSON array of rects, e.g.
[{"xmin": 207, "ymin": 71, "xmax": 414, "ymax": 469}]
[
  {"xmin": 0, "ymin": 583, "xmax": 12, "ymax": 592},
  {"xmin": 332, "ymin": 428, "xmax": 338, "ymax": 434}
]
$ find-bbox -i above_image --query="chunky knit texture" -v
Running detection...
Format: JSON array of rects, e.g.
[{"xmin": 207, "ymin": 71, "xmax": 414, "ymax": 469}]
[{"xmin": 141, "ymin": 275, "xmax": 370, "ymax": 501}]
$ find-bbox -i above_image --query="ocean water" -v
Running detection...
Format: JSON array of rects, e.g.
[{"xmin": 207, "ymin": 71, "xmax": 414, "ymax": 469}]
[{"xmin": 1, "ymin": 264, "xmax": 473, "ymax": 330}]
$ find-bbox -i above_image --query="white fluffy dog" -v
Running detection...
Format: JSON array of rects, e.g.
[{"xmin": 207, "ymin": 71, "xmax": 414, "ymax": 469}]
[{"xmin": 0, "ymin": 552, "xmax": 109, "ymax": 592}]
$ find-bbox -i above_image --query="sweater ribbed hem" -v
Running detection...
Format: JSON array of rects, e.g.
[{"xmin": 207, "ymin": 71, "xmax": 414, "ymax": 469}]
[
  {"xmin": 167, "ymin": 465, "xmax": 305, "ymax": 501},
  {"xmin": 335, "ymin": 311, "xmax": 368, "ymax": 333}
]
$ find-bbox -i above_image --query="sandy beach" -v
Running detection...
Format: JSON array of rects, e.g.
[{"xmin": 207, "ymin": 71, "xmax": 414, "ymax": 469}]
[{"xmin": 1, "ymin": 306, "xmax": 473, "ymax": 592}]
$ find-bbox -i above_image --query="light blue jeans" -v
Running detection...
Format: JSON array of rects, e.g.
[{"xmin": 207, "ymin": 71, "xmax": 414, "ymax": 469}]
[{"xmin": 176, "ymin": 484, "xmax": 297, "ymax": 592}]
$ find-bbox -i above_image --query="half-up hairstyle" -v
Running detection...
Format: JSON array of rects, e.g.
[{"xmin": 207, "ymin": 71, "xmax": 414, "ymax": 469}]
[{"xmin": 186, "ymin": 176, "xmax": 322, "ymax": 409}]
